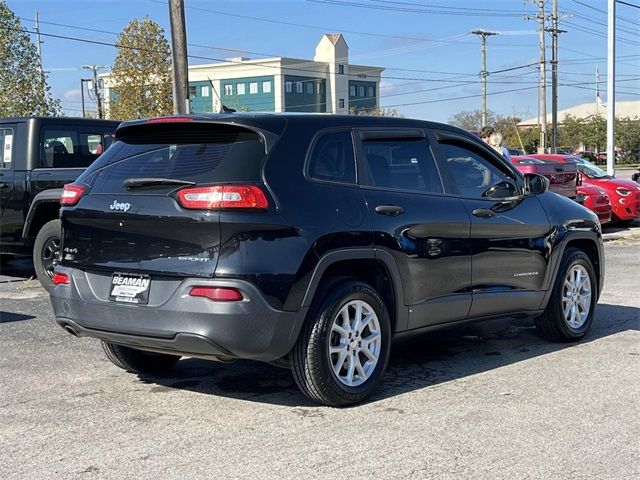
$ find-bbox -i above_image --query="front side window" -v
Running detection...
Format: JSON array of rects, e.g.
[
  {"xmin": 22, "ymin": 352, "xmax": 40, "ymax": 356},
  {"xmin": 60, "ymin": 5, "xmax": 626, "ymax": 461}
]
[
  {"xmin": 40, "ymin": 127, "xmax": 114, "ymax": 168},
  {"xmin": 308, "ymin": 131, "xmax": 356, "ymax": 184},
  {"xmin": 0, "ymin": 128, "xmax": 14, "ymax": 169},
  {"xmin": 437, "ymin": 140, "xmax": 517, "ymax": 198},
  {"xmin": 237, "ymin": 83, "xmax": 246, "ymax": 95},
  {"xmin": 361, "ymin": 137, "xmax": 443, "ymax": 193},
  {"xmin": 249, "ymin": 82, "xmax": 258, "ymax": 94}
]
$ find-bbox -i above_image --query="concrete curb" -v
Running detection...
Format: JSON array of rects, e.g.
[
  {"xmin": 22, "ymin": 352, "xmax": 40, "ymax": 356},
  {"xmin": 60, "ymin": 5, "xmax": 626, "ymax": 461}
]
[{"xmin": 602, "ymin": 226, "xmax": 640, "ymax": 242}]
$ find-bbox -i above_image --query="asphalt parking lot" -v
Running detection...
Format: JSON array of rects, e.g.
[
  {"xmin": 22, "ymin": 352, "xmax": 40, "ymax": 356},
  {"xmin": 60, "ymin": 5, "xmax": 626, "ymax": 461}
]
[{"xmin": 1, "ymin": 230, "xmax": 639, "ymax": 479}]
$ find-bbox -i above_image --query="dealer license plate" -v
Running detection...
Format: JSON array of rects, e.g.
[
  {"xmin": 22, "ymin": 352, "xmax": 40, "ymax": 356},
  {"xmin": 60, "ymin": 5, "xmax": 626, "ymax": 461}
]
[{"xmin": 109, "ymin": 272, "xmax": 150, "ymax": 304}]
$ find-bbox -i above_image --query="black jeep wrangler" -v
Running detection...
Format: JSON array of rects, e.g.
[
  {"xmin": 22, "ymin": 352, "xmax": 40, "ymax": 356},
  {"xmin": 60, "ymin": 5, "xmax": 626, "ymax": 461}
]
[
  {"xmin": 50, "ymin": 114, "xmax": 604, "ymax": 406},
  {"xmin": 0, "ymin": 117, "xmax": 119, "ymax": 289}
]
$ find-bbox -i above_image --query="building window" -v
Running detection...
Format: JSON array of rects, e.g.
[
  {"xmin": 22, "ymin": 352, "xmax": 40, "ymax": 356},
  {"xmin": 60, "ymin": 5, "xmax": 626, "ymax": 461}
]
[
  {"xmin": 224, "ymin": 84, "xmax": 233, "ymax": 96},
  {"xmin": 317, "ymin": 83, "xmax": 323, "ymax": 94},
  {"xmin": 349, "ymin": 85, "xmax": 356, "ymax": 97},
  {"xmin": 306, "ymin": 82, "xmax": 314, "ymax": 94},
  {"xmin": 285, "ymin": 81, "xmax": 292, "ymax": 93},
  {"xmin": 339, "ymin": 98, "xmax": 345, "ymax": 108},
  {"xmin": 249, "ymin": 82, "xmax": 258, "ymax": 94},
  {"xmin": 296, "ymin": 82, "xmax": 303, "ymax": 93},
  {"xmin": 237, "ymin": 83, "xmax": 246, "ymax": 95},
  {"xmin": 188, "ymin": 85, "xmax": 197, "ymax": 98},
  {"xmin": 201, "ymin": 85, "xmax": 210, "ymax": 97},
  {"xmin": 263, "ymin": 81, "xmax": 272, "ymax": 93},
  {"xmin": 358, "ymin": 86, "xmax": 365, "ymax": 97},
  {"xmin": 367, "ymin": 86, "xmax": 374, "ymax": 98},
  {"xmin": 338, "ymin": 64, "xmax": 344, "ymax": 75}
]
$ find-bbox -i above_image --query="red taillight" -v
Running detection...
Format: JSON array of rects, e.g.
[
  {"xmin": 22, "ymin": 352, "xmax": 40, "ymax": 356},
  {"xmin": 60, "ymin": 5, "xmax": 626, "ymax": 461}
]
[
  {"xmin": 189, "ymin": 286, "xmax": 243, "ymax": 302},
  {"xmin": 60, "ymin": 183, "xmax": 86, "ymax": 206},
  {"xmin": 176, "ymin": 185, "xmax": 269, "ymax": 210},
  {"xmin": 52, "ymin": 273, "xmax": 70, "ymax": 285},
  {"xmin": 146, "ymin": 116, "xmax": 193, "ymax": 123}
]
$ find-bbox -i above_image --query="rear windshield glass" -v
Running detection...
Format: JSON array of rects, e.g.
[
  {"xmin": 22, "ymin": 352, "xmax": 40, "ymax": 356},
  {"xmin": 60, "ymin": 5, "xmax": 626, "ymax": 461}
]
[{"xmin": 78, "ymin": 126, "xmax": 265, "ymax": 193}]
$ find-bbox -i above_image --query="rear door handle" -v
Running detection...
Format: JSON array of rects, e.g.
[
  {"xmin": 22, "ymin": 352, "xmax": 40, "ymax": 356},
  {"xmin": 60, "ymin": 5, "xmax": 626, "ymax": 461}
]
[
  {"xmin": 472, "ymin": 208, "xmax": 495, "ymax": 218},
  {"xmin": 375, "ymin": 205, "xmax": 404, "ymax": 216}
]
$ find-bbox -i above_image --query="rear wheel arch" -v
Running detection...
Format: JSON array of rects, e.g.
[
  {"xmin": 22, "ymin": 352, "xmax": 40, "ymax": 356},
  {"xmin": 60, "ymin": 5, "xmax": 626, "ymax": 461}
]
[{"xmin": 301, "ymin": 250, "xmax": 406, "ymax": 333}]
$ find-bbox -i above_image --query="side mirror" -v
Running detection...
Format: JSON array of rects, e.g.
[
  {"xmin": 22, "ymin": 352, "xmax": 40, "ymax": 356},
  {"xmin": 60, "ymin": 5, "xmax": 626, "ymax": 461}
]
[{"xmin": 523, "ymin": 173, "xmax": 549, "ymax": 196}]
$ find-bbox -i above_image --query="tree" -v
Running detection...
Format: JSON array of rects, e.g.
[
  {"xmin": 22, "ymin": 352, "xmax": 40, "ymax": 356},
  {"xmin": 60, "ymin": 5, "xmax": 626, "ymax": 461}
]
[
  {"xmin": 109, "ymin": 17, "xmax": 172, "ymax": 120},
  {"xmin": 616, "ymin": 117, "xmax": 640, "ymax": 163},
  {"xmin": 448, "ymin": 109, "xmax": 498, "ymax": 132},
  {"xmin": 0, "ymin": 1, "xmax": 60, "ymax": 116},
  {"xmin": 350, "ymin": 106, "xmax": 403, "ymax": 117}
]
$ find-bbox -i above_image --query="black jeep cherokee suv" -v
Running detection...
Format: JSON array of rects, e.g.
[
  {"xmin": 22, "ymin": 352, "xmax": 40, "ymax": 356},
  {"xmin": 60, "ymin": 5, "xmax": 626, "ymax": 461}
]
[{"xmin": 50, "ymin": 114, "xmax": 604, "ymax": 406}]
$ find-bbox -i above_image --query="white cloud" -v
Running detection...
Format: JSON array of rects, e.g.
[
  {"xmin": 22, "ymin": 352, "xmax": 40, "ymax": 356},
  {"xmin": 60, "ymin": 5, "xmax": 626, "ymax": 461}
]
[{"xmin": 63, "ymin": 89, "xmax": 82, "ymax": 101}]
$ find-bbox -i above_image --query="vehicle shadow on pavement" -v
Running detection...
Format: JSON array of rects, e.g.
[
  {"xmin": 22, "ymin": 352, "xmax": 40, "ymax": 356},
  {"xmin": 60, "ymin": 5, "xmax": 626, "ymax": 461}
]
[
  {"xmin": 136, "ymin": 302, "xmax": 639, "ymax": 407},
  {"xmin": 0, "ymin": 311, "xmax": 36, "ymax": 323},
  {"xmin": 0, "ymin": 258, "xmax": 36, "ymax": 282}
]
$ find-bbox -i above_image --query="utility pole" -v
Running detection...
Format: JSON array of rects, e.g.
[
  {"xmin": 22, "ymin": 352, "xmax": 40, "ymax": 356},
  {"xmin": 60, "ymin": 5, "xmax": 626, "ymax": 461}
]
[
  {"xmin": 82, "ymin": 65, "xmax": 106, "ymax": 119},
  {"xmin": 527, "ymin": 1, "xmax": 549, "ymax": 153},
  {"xmin": 34, "ymin": 11, "xmax": 44, "ymax": 76},
  {"xmin": 547, "ymin": 0, "xmax": 566, "ymax": 154},
  {"xmin": 471, "ymin": 29, "xmax": 499, "ymax": 127},
  {"xmin": 80, "ymin": 79, "xmax": 86, "ymax": 118},
  {"xmin": 168, "ymin": 0, "xmax": 189, "ymax": 115},
  {"xmin": 606, "ymin": 0, "xmax": 616, "ymax": 177}
]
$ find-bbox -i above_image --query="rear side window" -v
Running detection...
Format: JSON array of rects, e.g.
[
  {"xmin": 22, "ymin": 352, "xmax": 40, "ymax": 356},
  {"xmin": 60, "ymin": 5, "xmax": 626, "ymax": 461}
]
[
  {"xmin": 40, "ymin": 127, "xmax": 115, "ymax": 168},
  {"xmin": 0, "ymin": 128, "xmax": 14, "ymax": 169},
  {"xmin": 361, "ymin": 137, "xmax": 443, "ymax": 193},
  {"xmin": 81, "ymin": 126, "xmax": 266, "ymax": 194},
  {"xmin": 308, "ymin": 131, "xmax": 356, "ymax": 184}
]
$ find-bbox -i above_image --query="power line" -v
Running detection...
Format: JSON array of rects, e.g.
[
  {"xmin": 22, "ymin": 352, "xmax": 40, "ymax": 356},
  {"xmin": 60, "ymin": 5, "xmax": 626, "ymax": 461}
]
[{"xmin": 616, "ymin": 0, "xmax": 640, "ymax": 9}]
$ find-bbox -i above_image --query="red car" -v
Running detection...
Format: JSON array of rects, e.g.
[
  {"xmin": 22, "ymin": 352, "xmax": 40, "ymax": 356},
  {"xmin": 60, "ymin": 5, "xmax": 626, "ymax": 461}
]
[
  {"xmin": 577, "ymin": 184, "xmax": 611, "ymax": 224},
  {"xmin": 532, "ymin": 154, "xmax": 640, "ymax": 223},
  {"xmin": 511, "ymin": 156, "xmax": 577, "ymax": 198}
]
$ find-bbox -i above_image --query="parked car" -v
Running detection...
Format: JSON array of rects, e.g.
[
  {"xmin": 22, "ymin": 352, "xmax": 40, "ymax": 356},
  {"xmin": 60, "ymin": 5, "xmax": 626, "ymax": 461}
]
[
  {"xmin": 577, "ymin": 184, "xmax": 612, "ymax": 224},
  {"xmin": 50, "ymin": 114, "xmax": 604, "ymax": 406},
  {"xmin": 531, "ymin": 154, "xmax": 640, "ymax": 223},
  {"xmin": 507, "ymin": 148, "xmax": 524, "ymax": 156},
  {"xmin": 511, "ymin": 155, "xmax": 578, "ymax": 198},
  {"xmin": 0, "ymin": 117, "xmax": 119, "ymax": 289}
]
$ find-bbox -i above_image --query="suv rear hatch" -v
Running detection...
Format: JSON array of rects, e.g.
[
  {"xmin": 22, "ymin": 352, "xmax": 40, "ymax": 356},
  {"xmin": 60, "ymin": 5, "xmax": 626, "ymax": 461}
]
[{"xmin": 60, "ymin": 119, "xmax": 280, "ymax": 279}]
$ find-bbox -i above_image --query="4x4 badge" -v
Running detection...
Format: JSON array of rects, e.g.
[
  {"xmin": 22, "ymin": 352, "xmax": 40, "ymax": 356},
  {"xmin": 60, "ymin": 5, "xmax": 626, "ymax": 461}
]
[{"xmin": 110, "ymin": 200, "xmax": 131, "ymax": 212}]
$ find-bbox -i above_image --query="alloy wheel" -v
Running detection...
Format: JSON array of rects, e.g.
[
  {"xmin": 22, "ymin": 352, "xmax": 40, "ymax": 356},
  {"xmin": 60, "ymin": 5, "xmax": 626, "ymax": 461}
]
[
  {"xmin": 328, "ymin": 300, "xmax": 382, "ymax": 387},
  {"xmin": 562, "ymin": 264, "xmax": 592, "ymax": 329}
]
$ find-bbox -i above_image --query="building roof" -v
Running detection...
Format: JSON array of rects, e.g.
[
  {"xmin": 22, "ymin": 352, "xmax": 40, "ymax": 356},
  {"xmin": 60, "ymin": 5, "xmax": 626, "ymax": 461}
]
[
  {"xmin": 518, "ymin": 100, "xmax": 640, "ymax": 126},
  {"xmin": 325, "ymin": 33, "xmax": 345, "ymax": 45}
]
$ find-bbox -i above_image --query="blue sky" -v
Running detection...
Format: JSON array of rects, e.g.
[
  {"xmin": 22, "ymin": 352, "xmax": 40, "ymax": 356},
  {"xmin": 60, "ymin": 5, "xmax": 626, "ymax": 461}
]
[{"xmin": 8, "ymin": 0, "xmax": 640, "ymax": 122}]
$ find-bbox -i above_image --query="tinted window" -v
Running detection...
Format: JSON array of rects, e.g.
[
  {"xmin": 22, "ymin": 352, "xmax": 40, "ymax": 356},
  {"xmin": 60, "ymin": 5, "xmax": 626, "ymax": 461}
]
[
  {"xmin": 0, "ymin": 128, "xmax": 14, "ymax": 169},
  {"xmin": 361, "ymin": 137, "xmax": 443, "ymax": 193},
  {"xmin": 40, "ymin": 127, "xmax": 115, "ymax": 168},
  {"xmin": 438, "ymin": 140, "xmax": 517, "ymax": 198},
  {"xmin": 82, "ymin": 127, "xmax": 265, "ymax": 194},
  {"xmin": 308, "ymin": 131, "xmax": 356, "ymax": 184}
]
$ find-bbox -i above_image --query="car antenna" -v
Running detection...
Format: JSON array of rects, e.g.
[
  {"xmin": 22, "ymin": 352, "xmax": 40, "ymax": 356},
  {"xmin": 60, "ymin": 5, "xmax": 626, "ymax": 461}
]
[{"xmin": 207, "ymin": 77, "xmax": 236, "ymax": 113}]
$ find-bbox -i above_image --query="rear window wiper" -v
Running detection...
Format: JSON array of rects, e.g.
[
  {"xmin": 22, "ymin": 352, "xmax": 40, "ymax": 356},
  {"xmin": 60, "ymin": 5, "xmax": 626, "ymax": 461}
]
[{"xmin": 122, "ymin": 177, "xmax": 196, "ymax": 189}]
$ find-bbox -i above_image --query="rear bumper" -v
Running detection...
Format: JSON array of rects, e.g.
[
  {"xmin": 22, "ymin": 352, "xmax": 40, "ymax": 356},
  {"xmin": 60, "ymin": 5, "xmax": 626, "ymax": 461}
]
[{"xmin": 49, "ymin": 267, "xmax": 307, "ymax": 361}]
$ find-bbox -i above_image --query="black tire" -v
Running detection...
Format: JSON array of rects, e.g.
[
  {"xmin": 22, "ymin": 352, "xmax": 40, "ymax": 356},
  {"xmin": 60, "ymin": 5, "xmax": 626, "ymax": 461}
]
[
  {"xmin": 102, "ymin": 341, "xmax": 181, "ymax": 374},
  {"xmin": 33, "ymin": 219, "xmax": 61, "ymax": 291},
  {"xmin": 535, "ymin": 248, "xmax": 597, "ymax": 342},
  {"xmin": 291, "ymin": 280, "xmax": 391, "ymax": 407}
]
